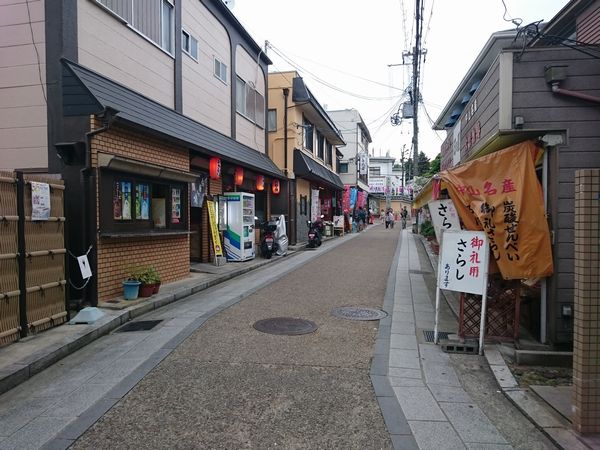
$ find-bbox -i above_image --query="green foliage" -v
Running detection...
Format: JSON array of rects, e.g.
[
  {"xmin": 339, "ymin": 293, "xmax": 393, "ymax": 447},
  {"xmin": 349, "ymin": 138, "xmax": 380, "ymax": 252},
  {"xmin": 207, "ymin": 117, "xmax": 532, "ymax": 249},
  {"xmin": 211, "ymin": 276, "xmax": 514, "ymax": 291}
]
[
  {"xmin": 420, "ymin": 220, "xmax": 435, "ymax": 237},
  {"xmin": 417, "ymin": 151, "xmax": 430, "ymax": 175},
  {"xmin": 128, "ymin": 266, "xmax": 161, "ymax": 284},
  {"xmin": 426, "ymin": 153, "xmax": 441, "ymax": 177}
]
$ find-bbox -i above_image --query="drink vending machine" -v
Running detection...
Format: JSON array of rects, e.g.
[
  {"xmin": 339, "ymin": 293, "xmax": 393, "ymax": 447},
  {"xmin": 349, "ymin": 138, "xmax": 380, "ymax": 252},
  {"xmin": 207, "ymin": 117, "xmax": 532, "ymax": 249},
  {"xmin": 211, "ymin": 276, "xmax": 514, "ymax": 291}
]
[{"xmin": 223, "ymin": 192, "xmax": 255, "ymax": 261}]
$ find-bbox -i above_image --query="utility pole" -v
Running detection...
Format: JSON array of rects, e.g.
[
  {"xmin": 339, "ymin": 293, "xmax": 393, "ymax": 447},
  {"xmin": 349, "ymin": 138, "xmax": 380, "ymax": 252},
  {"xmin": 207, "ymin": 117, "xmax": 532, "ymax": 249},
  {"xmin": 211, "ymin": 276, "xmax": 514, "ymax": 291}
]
[{"xmin": 412, "ymin": 0, "xmax": 423, "ymax": 177}]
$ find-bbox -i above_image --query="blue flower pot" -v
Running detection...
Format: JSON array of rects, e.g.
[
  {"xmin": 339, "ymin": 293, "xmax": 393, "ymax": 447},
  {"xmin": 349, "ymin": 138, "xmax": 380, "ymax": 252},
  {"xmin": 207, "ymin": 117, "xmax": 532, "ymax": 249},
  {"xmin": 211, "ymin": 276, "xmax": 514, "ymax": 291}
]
[{"xmin": 122, "ymin": 280, "xmax": 141, "ymax": 300}]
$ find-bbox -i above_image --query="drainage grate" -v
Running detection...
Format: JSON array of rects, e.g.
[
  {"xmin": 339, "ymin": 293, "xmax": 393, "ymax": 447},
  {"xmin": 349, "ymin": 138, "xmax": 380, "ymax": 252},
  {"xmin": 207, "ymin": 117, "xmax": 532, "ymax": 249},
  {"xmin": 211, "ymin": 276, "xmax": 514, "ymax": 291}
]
[
  {"xmin": 117, "ymin": 320, "xmax": 163, "ymax": 332},
  {"xmin": 423, "ymin": 330, "xmax": 451, "ymax": 342},
  {"xmin": 331, "ymin": 307, "xmax": 388, "ymax": 321},
  {"xmin": 410, "ymin": 270, "xmax": 432, "ymax": 275},
  {"xmin": 253, "ymin": 317, "xmax": 318, "ymax": 336}
]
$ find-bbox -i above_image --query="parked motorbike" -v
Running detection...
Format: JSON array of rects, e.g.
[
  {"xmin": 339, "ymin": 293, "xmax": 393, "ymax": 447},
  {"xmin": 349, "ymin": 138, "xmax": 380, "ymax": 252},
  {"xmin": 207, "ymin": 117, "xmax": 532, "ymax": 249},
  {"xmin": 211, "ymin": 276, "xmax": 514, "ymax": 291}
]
[
  {"xmin": 306, "ymin": 215, "xmax": 325, "ymax": 248},
  {"xmin": 256, "ymin": 217, "xmax": 279, "ymax": 259}
]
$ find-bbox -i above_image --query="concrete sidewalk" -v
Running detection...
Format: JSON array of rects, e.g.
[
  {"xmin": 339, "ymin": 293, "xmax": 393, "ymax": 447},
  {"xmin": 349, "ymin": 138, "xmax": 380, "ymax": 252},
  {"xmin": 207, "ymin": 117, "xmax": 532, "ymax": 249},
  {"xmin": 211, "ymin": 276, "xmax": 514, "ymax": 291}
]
[{"xmin": 411, "ymin": 231, "xmax": 592, "ymax": 450}]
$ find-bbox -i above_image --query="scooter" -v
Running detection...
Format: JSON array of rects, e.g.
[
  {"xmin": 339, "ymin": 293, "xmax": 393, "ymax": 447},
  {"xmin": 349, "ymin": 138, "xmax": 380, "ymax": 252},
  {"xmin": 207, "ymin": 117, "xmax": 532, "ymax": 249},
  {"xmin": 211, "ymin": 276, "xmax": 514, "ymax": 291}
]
[
  {"xmin": 306, "ymin": 215, "xmax": 325, "ymax": 248},
  {"xmin": 256, "ymin": 217, "xmax": 279, "ymax": 259}
]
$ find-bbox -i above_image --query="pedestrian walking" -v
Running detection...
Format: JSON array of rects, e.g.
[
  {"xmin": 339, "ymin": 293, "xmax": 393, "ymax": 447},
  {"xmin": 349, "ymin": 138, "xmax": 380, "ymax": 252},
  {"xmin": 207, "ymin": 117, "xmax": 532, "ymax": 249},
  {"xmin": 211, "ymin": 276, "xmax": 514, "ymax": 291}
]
[{"xmin": 387, "ymin": 209, "xmax": 395, "ymax": 229}]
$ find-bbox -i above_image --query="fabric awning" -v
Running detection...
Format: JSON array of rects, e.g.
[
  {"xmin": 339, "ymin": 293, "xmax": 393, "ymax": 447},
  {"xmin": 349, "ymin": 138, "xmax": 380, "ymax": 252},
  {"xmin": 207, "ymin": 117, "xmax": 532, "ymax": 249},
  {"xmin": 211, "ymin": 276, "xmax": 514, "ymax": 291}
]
[
  {"xmin": 294, "ymin": 150, "xmax": 344, "ymax": 190},
  {"xmin": 61, "ymin": 59, "xmax": 284, "ymax": 179}
]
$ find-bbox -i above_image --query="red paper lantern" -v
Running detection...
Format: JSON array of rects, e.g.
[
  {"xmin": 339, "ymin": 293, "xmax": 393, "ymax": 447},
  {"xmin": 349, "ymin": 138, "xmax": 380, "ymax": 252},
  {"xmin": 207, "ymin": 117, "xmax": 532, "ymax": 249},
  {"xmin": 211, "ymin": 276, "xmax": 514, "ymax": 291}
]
[
  {"xmin": 272, "ymin": 179, "xmax": 280, "ymax": 195},
  {"xmin": 256, "ymin": 175, "xmax": 265, "ymax": 191},
  {"xmin": 234, "ymin": 167, "xmax": 244, "ymax": 186},
  {"xmin": 209, "ymin": 157, "xmax": 221, "ymax": 180}
]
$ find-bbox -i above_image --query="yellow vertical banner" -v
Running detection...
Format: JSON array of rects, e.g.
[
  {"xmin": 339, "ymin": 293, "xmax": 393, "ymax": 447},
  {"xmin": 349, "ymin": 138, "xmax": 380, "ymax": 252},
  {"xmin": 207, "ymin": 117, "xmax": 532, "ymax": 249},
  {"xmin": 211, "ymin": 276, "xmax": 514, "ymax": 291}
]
[
  {"xmin": 440, "ymin": 140, "xmax": 553, "ymax": 280},
  {"xmin": 206, "ymin": 200, "xmax": 223, "ymax": 257}
]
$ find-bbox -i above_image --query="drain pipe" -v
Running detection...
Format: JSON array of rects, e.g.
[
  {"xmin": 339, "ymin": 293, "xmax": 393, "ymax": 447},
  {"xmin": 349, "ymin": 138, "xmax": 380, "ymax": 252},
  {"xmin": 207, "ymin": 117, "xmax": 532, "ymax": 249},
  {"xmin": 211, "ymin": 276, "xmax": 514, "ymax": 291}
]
[
  {"xmin": 551, "ymin": 82, "xmax": 600, "ymax": 104},
  {"xmin": 82, "ymin": 109, "xmax": 117, "ymax": 307},
  {"xmin": 283, "ymin": 87, "xmax": 296, "ymax": 244}
]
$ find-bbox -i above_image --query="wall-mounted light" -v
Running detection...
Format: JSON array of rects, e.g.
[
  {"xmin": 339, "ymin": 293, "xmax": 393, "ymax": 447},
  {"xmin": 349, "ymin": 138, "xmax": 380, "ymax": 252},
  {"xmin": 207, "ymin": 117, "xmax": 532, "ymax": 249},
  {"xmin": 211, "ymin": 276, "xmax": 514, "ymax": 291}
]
[
  {"xmin": 256, "ymin": 175, "xmax": 265, "ymax": 191},
  {"xmin": 234, "ymin": 167, "xmax": 244, "ymax": 186},
  {"xmin": 209, "ymin": 157, "xmax": 221, "ymax": 180},
  {"xmin": 272, "ymin": 179, "xmax": 280, "ymax": 195}
]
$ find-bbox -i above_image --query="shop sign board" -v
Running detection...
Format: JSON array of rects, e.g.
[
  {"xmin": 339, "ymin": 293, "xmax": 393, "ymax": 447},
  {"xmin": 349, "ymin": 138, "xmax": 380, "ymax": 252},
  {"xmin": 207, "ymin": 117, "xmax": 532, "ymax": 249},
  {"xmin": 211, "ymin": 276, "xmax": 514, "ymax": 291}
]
[
  {"xmin": 206, "ymin": 200, "xmax": 223, "ymax": 257},
  {"xmin": 428, "ymin": 199, "xmax": 461, "ymax": 241},
  {"xmin": 31, "ymin": 181, "xmax": 51, "ymax": 221},
  {"xmin": 438, "ymin": 230, "xmax": 488, "ymax": 296}
]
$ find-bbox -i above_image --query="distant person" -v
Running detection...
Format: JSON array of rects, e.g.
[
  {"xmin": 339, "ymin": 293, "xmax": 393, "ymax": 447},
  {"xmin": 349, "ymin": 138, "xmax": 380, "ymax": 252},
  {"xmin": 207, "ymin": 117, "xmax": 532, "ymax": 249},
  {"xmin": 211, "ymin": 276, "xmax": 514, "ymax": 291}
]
[
  {"xmin": 400, "ymin": 206, "xmax": 408, "ymax": 229},
  {"xmin": 386, "ymin": 209, "xmax": 395, "ymax": 229}
]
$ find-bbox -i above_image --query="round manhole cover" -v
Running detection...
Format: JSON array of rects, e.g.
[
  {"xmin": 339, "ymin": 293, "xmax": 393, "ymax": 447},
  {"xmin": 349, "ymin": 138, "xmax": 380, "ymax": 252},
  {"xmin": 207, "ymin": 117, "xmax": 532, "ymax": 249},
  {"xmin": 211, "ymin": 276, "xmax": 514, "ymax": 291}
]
[
  {"xmin": 331, "ymin": 307, "xmax": 388, "ymax": 321},
  {"xmin": 253, "ymin": 317, "xmax": 318, "ymax": 335}
]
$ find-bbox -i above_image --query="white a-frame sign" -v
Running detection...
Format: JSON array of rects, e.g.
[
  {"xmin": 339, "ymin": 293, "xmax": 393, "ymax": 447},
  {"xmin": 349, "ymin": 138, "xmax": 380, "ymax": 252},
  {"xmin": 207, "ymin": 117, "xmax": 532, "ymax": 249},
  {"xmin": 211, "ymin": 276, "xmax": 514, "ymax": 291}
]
[{"xmin": 434, "ymin": 230, "xmax": 489, "ymax": 355}]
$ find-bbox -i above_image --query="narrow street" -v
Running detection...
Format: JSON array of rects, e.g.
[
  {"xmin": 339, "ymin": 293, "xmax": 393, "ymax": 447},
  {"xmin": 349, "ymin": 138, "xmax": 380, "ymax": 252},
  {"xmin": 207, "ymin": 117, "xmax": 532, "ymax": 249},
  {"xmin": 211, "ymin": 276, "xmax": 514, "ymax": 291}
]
[{"xmin": 0, "ymin": 225, "xmax": 556, "ymax": 449}]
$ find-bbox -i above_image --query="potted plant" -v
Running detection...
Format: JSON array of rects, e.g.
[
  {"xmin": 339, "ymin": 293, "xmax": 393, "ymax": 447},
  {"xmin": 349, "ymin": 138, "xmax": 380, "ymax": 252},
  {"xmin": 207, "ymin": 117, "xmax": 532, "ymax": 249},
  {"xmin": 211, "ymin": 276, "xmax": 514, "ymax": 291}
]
[
  {"xmin": 129, "ymin": 267, "xmax": 161, "ymax": 298},
  {"xmin": 122, "ymin": 279, "xmax": 141, "ymax": 300},
  {"xmin": 420, "ymin": 221, "xmax": 436, "ymax": 241}
]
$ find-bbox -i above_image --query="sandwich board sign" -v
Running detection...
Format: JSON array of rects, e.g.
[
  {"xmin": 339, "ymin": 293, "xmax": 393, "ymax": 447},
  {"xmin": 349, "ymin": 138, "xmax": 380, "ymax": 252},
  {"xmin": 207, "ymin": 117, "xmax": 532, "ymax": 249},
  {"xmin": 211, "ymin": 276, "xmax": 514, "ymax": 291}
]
[{"xmin": 434, "ymin": 230, "xmax": 489, "ymax": 355}]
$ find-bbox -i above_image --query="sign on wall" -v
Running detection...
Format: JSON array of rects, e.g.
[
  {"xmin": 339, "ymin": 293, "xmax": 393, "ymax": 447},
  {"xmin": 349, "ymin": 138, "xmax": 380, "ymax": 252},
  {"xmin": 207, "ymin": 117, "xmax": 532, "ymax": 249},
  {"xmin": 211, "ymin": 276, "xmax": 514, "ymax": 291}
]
[{"xmin": 31, "ymin": 181, "xmax": 51, "ymax": 221}]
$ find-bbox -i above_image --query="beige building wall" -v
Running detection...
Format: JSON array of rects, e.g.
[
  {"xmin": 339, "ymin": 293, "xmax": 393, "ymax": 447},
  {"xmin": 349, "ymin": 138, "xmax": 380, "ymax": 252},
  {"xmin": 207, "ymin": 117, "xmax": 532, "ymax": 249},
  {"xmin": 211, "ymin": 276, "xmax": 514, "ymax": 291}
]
[
  {"xmin": 182, "ymin": 0, "xmax": 230, "ymax": 135},
  {"xmin": 267, "ymin": 71, "xmax": 302, "ymax": 175},
  {"xmin": 0, "ymin": 0, "xmax": 48, "ymax": 170},
  {"xmin": 235, "ymin": 45, "xmax": 266, "ymax": 153},
  {"xmin": 78, "ymin": 0, "xmax": 175, "ymax": 109}
]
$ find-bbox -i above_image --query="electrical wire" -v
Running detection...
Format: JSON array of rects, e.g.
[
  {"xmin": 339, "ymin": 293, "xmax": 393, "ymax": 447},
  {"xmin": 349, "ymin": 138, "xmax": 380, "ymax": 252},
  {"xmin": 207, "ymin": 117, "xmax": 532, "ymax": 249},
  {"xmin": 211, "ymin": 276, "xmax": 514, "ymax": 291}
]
[
  {"xmin": 25, "ymin": 0, "xmax": 46, "ymax": 103},
  {"xmin": 267, "ymin": 43, "xmax": 402, "ymax": 101},
  {"xmin": 268, "ymin": 45, "xmax": 404, "ymax": 91},
  {"xmin": 422, "ymin": 0, "xmax": 435, "ymax": 47},
  {"xmin": 500, "ymin": 0, "xmax": 523, "ymax": 26}
]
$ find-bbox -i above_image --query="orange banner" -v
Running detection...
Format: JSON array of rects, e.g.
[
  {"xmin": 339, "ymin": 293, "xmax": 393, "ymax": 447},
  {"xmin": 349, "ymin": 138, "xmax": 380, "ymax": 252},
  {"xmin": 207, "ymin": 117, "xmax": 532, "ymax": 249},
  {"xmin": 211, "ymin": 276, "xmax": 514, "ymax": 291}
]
[{"xmin": 440, "ymin": 140, "xmax": 553, "ymax": 280}]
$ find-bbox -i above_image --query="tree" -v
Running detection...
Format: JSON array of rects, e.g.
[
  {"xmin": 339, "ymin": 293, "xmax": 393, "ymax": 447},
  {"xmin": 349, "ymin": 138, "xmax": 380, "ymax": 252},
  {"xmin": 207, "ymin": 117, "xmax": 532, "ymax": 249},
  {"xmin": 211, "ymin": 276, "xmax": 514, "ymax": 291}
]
[
  {"xmin": 426, "ymin": 153, "xmax": 441, "ymax": 177},
  {"xmin": 417, "ymin": 151, "xmax": 430, "ymax": 176}
]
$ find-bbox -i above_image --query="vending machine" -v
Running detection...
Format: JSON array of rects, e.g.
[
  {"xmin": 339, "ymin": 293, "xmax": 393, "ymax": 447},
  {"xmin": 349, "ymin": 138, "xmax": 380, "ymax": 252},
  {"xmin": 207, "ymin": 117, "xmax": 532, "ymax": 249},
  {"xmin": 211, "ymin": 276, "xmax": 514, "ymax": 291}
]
[{"xmin": 223, "ymin": 192, "xmax": 255, "ymax": 261}]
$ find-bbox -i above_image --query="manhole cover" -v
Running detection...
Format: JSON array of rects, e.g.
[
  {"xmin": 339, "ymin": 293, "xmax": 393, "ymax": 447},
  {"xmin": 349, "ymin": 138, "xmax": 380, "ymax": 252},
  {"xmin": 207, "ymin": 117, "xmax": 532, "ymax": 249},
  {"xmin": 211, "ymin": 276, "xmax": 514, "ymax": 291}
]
[
  {"xmin": 117, "ymin": 320, "xmax": 162, "ymax": 332},
  {"xmin": 331, "ymin": 307, "xmax": 388, "ymax": 321},
  {"xmin": 423, "ymin": 330, "xmax": 451, "ymax": 342},
  {"xmin": 253, "ymin": 317, "xmax": 318, "ymax": 335}
]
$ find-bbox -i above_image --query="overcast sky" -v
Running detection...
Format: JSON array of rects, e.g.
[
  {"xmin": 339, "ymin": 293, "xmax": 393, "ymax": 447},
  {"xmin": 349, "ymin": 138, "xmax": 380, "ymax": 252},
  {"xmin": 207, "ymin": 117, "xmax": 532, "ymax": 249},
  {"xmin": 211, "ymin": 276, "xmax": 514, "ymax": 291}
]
[{"xmin": 231, "ymin": 0, "xmax": 568, "ymax": 163}]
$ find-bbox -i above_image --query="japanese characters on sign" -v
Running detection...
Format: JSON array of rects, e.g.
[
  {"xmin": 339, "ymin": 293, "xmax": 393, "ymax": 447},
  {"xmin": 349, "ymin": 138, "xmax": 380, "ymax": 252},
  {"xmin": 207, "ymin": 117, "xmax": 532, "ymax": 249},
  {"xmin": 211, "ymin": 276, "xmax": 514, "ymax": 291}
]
[
  {"xmin": 428, "ymin": 199, "xmax": 461, "ymax": 240},
  {"xmin": 439, "ymin": 140, "xmax": 553, "ymax": 280},
  {"xmin": 31, "ymin": 181, "xmax": 51, "ymax": 221},
  {"xmin": 438, "ymin": 230, "xmax": 488, "ymax": 295}
]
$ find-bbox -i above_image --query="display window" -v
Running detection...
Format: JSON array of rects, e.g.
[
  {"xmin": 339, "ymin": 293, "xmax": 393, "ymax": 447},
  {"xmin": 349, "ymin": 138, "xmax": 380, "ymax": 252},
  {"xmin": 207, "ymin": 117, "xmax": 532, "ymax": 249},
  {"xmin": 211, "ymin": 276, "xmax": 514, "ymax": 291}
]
[{"xmin": 100, "ymin": 170, "xmax": 188, "ymax": 234}]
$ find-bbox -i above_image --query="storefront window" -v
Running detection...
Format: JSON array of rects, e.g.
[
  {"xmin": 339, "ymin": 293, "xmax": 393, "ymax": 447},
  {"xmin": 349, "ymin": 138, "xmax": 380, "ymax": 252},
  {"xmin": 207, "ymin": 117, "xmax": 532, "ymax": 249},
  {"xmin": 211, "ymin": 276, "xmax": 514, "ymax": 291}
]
[{"xmin": 101, "ymin": 170, "xmax": 187, "ymax": 234}]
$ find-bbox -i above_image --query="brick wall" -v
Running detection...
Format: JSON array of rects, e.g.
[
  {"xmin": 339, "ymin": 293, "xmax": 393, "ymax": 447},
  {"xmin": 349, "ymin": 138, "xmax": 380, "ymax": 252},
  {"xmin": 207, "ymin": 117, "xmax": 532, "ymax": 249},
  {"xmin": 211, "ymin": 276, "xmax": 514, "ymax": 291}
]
[
  {"xmin": 90, "ymin": 119, "xmax": 191, "ymax": 301},
  {"xmin": 572, "ymin": 168, "xmax": 600, "ymax": 434}
]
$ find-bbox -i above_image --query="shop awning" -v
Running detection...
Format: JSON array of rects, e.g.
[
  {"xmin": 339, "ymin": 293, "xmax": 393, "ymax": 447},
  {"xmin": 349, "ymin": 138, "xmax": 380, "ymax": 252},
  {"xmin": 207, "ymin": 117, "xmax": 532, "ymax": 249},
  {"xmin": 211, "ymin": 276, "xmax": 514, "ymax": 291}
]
[
  {"xmin": 61, "ymin": 59, "xmax": 284, "ymax": 179},
  {"xmin": 97, "ymin": 153, "xmax": 198, "ymax": 182},
  {"xmin": 294, "ymin": 149, "xmax": 344, "ymax": 190}
]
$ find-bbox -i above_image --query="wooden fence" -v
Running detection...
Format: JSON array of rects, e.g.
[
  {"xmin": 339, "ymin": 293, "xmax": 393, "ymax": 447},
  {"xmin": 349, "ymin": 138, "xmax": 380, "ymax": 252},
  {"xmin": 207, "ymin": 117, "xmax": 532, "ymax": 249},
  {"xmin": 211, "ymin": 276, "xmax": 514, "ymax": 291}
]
[{"xmin": 0, "ymin": 171, "xmax": 67, "ymax": 347}]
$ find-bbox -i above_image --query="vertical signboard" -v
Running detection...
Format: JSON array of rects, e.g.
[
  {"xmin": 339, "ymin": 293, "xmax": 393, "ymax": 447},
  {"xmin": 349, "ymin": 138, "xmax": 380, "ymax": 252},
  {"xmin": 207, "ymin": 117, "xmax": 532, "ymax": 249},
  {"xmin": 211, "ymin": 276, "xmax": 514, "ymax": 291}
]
[
  {"xmin": 206, "ymin": 200, "xmax": 223, "ymax": 258},
  {"xmin": 434, "ymin": 230, "xmax": 489, "ymax": 354},
  {"xmin": 428, "ymin": 199, "xmax": 461, "ymax": 241}
]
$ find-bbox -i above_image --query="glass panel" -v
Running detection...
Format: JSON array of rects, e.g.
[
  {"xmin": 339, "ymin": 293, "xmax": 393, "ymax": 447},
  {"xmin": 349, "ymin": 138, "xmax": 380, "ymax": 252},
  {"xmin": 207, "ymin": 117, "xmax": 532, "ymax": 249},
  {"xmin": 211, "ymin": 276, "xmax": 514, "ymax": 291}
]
[
  {"xmin": 255, "ymin": 92, "xmax": 265, "ymax": 127},
  {"xmin": 161, "ymin": 0, "xmax": 173, "ymax": 52},
  {"xmin": 267, "ymin": 109, "xmax": 277, "ymax": 132},
  {"xmin": 171, "ymin": 187, "xmax": 181, "ymax": 224},
  {"xmin": 245, "ymin": 85, "xmax": 255, "ymax": 121},
  {"xmin": 236, "ymin": 77, "xmax": 246, "ymax": 114},
  {"xmin": 135, "ymin": 183, "xmax": 150, "ymax": 219}
]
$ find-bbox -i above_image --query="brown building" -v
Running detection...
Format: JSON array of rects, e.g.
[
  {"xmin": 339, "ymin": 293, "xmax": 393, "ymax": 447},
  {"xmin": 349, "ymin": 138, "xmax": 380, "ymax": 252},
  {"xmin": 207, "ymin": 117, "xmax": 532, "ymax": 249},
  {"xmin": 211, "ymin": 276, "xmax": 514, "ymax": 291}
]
[
  {"xmin": 1, "ymin": 0, "xmax": 283, "ymax": 305},
  {"xmin": 416, "ymin": 0, "xmax": 600, "ymax": 348}
]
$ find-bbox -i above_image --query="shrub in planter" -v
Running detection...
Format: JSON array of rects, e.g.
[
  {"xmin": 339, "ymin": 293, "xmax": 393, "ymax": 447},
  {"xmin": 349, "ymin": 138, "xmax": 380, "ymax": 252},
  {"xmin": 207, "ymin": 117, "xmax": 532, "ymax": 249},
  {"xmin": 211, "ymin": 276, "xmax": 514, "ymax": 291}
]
[
  {"xmin": 420, "ymin": 221, "xmax": 435, "ymax": 240},
  {"xmin": 128, "ymin": 267, "xmax": 161, "ymax": 298}
]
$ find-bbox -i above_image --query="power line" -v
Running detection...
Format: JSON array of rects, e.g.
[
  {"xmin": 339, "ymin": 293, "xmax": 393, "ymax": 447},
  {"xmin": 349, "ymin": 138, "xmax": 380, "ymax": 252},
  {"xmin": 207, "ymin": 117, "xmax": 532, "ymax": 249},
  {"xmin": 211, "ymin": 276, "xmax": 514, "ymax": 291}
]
[{"xmin": 267, "ymin": 43, "xmax": 402, "ymax": 101}]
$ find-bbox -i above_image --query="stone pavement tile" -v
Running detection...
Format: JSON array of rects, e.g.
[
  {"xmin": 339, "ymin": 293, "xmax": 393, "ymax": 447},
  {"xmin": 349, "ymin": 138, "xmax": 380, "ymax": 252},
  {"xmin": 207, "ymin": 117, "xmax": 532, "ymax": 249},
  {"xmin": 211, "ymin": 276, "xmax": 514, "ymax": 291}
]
[
  {"xmin": 505, "ymin": 390, "xmax": 564, "ymax": 428},
  {"xmin": 439, "ymin": 402, "xmax": 507, "ymax": 445},
  {"xmin": 389, "ymin": 377, "xmax": 425, "ymax": 387},
  {"xmin": 393, "ymin": 304, "xmax": 414, "ymax": 313},
  {"xmin": 0, "ymin": 396, "xmax": 57, "ymax": 437},
  {"xmin": 408, "ymin": 420, "xmax": 466, "ymax": 450},
  {"xmin": 0, "ymin": 416, "xmax": 73, "ymax": 450},
  {"xmin": 490, "ymin": 365, "xmax": 518, "ymax": 389},
  {"xmin": 422, "ymin": 361, "xmax": 461, "ymax": 387},
  {"xmin": 86, "ymin": 357, "xmax": 147, "ymax": 384},
  {"xmin": 484, "ymin": 346, "xmax": 505, "ymax": 366},
  {"xmin": 373, "ymin": 337, "xmax": 390, "ymax": 355},
  {"xmin": 413, "ymin": 303, "xmax": 435, "ymax": 312},
  {"xmin": 388, "ymin": 367, "xmax": 422, "ymax": 379},
  {"xmin": 544, "ymin": 428, "xmax": 589, "ymax": 450},
  {"xmin": 377, "ymin": 396, "xmax": 412, "ymax": 435},
  {"xmin": 371, "ymin": 375, "xmax": 395, "ymax": 397},
  {"xmin": 41, "ymin": 383, "xmax": 114, "ymax": 418},
  {"xmin": 390, "ymin": 434, "xmax": 419, "ymax": 450},
  {"xmin": 418, "ymin": 343, "xmax": 450, "ymax": 362},
  {"xmin": 393, "ymin": 387, "xmax": 446, "ymax": 421},
  {"xmin": 389, "ymin": 349, "xmax": 420, "ymax": 370},
  {"xmin": 370, "ymin": 354, "xmax": 388, "ymax": 376},
  {"xmin": 465, "ymin": 444, "xmax": 512, "ymax": 449},
  {"xmin": 390, "ymin": 334, "xmax": 418, "ymax": 350},
  {"xmin": 391, "ymin": 321, "xmax": 415, "ymax": 334},
  {"xmin": 39, "ymin": 438, "xmax": 74, "ymax": 450},
  {"xmin": 429, "ymin": 385, "xmax": 471, "ymax": 403}
]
